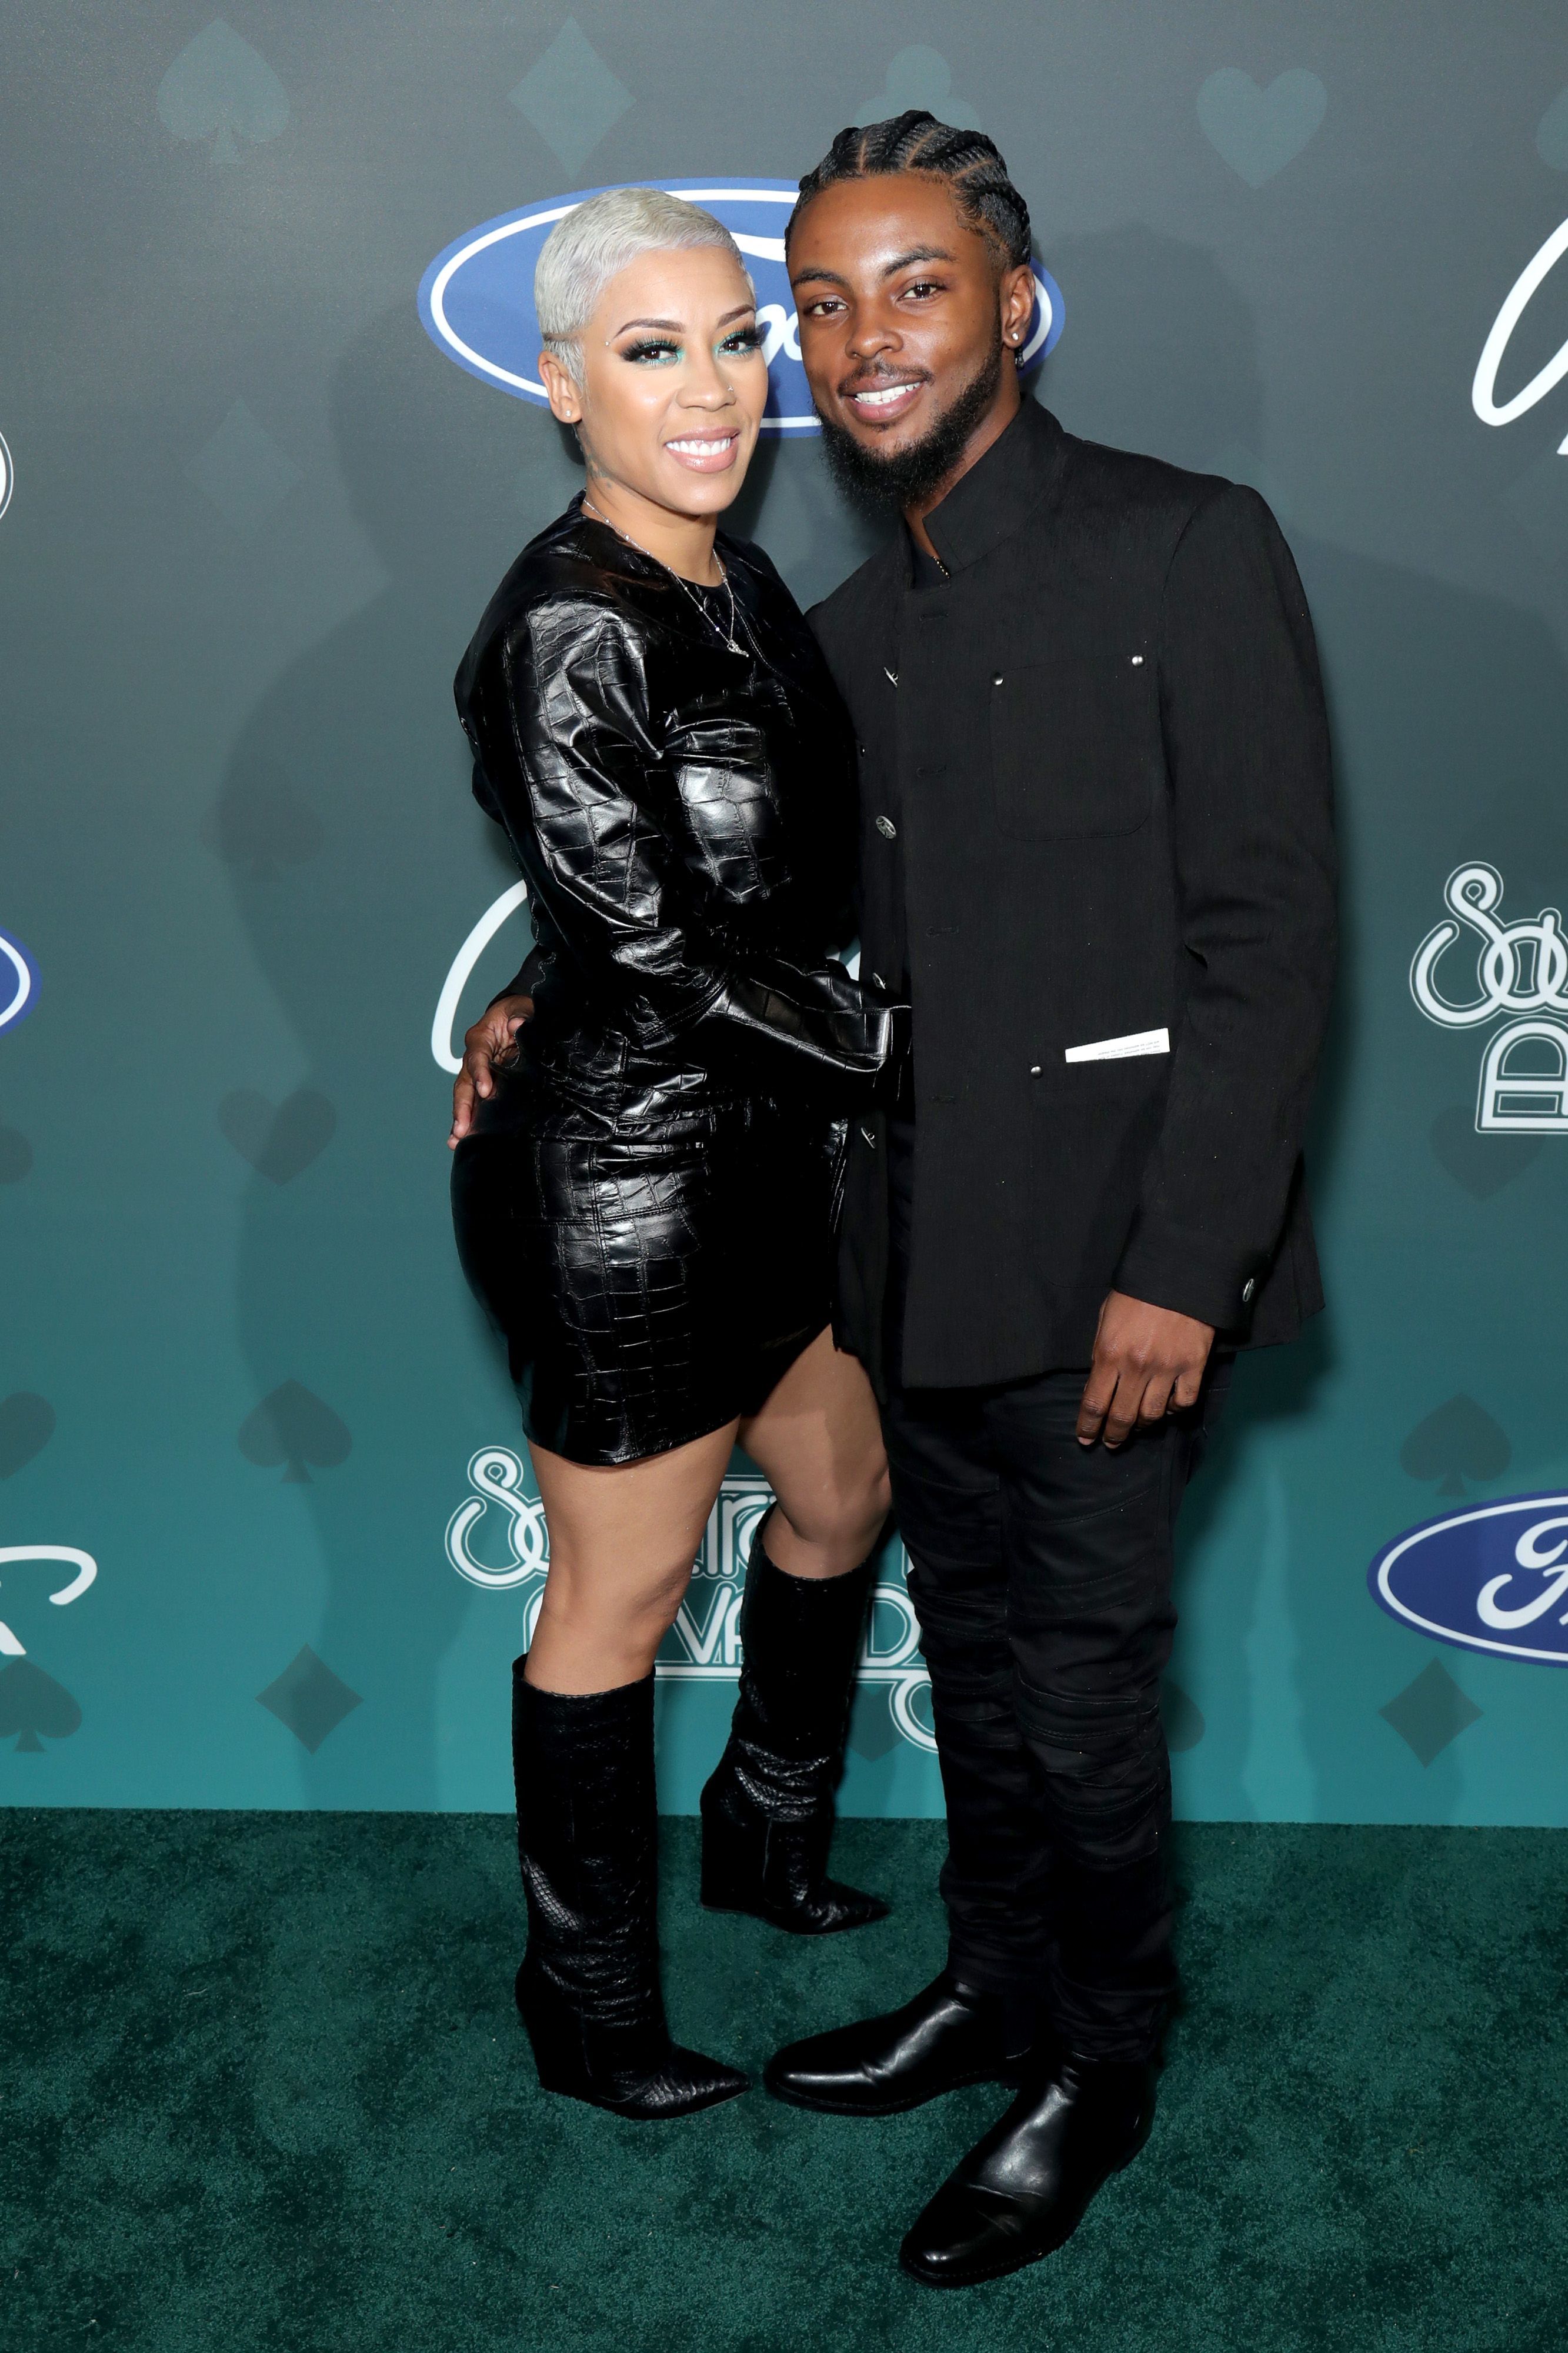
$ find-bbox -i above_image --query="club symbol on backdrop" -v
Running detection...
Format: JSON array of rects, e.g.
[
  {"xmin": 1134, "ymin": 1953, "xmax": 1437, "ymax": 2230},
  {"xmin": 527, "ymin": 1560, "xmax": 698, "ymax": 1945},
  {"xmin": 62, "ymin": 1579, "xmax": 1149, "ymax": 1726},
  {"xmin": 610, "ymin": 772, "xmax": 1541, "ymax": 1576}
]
[
  {"xmin": 419, "ymin": 185, "xmax": 1063, "ymax": 431},
  {"xmin": 0, "ymin": 429, "xmax": 12, "ymax": 521},
  {"xmin": 1400, "ymin": 1395, "xmax": 1510, "ymax": 1498},
  {"xmin": 445, "ymin": 1449, "xmax": 938, "ymax": 1751},
  {"xmin": 0, "ymin": 927, "xmax": 38, "ymax": 1035},
  {"xmin": 855, "ymin": 47, "xmax": 983, "ymax": 132},
  {"xmin": 219, "ymin": 1089, "xmax": 336, "ymax": 1184},
  {"xmin": 238, "ymin": 1382, "xmax": 351, "ymax": 1484},
  {"xmin": 1196, "ymin": 69, "xmax": 1328, "ymax": 188},
  {"xmin": 1411, "ymin": 864, "xmax": 1568, "ymax": 1132},
  {"xmin": 158, "ymin": 20, "xmax": 289, "ymax": 164}
]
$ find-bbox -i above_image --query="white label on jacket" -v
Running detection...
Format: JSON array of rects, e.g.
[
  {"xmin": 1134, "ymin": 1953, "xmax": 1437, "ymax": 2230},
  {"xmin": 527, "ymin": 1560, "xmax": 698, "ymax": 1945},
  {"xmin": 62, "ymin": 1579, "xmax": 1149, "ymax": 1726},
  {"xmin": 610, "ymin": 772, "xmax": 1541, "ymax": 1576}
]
[{"xmin": 1063, "ymin": 1027, "xmax": 1170, "ymax": 1064}]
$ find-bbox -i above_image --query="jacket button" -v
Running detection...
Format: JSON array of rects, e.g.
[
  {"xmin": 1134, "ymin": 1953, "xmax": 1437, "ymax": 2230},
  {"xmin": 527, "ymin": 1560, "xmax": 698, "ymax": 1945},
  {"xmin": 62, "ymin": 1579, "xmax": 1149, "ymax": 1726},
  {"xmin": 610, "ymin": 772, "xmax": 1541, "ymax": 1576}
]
[
  {"xmin": 870, "ymin": 972, "xmax": 885, "ymax": 988},
  {"xmin": 875, "ymin": 815, "xmax": 897, "ymax": 839},
  {"xmin": 1241, "ymin": 1277, "xmax": 1256, "ymax": 1305},
  {"xmin": 860, "ymin": 1125, "xmax": 876, "ymax": 1148},
  {"xmin": 992, "ymin": 673, "xmax": 1004, "ymax": 686},
  {"xmin": 1029, "ymin": 1065, "xmax": 1042, "ymax": 1076}
]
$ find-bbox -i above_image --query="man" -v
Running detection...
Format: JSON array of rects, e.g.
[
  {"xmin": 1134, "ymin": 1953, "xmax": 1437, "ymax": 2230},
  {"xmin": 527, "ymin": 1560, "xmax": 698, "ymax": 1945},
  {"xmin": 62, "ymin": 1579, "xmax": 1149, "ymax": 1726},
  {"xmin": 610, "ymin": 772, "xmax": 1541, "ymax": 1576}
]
[{"xmin": 759, "ymin": 114, "xmax": 1336, "ymax": 2287}]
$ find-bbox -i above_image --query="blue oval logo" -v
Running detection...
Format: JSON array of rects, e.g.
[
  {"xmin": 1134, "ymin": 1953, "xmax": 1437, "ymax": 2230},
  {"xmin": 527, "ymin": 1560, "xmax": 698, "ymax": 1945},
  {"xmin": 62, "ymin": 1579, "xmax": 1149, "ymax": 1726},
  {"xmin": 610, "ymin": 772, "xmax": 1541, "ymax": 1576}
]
[
  {"xmin": 1370, "ymin": 1491, "xmax": 1568, "ymax": 1665},
  {"xmin": 0, "ymin": 927, "xmax": 36, "ymax": 1033},
  {"xmin": 418, "ymin": 179, "xmax": 1065, "ymax": 434}
]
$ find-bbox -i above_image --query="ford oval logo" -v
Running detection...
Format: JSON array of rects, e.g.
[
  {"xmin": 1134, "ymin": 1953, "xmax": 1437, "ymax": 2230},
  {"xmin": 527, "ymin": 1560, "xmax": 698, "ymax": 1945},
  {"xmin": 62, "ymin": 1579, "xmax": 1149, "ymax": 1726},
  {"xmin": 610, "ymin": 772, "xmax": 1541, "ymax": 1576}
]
[
  {"xmin": 1370, "ymin": 1491, "xmax": 1568, "ymax": 1665},
  {"xmin": 0, "ymin": 927, "xmax": 36, "ymax": 1034},
  {"xmin": 418, "ymin": 179, "xmax": 1065, "ymax": 432}
]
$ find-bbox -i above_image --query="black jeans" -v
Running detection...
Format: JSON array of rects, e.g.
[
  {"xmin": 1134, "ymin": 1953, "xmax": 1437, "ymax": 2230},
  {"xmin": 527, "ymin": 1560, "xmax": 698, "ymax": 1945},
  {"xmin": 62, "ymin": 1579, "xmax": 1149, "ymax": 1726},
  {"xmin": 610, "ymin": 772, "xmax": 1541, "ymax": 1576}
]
[{"xmin": 884, "ymin": 1122, "xmax": 1230, "ymax": 2061}]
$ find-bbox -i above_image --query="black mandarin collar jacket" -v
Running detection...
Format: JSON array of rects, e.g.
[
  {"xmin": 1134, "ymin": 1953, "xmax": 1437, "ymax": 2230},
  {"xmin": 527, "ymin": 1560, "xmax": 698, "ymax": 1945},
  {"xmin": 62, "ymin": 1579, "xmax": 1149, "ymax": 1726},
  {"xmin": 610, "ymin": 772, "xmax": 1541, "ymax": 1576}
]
[{"xmin": 809, "ymin": 398, "xmax": 1338, "ymax": 1392}]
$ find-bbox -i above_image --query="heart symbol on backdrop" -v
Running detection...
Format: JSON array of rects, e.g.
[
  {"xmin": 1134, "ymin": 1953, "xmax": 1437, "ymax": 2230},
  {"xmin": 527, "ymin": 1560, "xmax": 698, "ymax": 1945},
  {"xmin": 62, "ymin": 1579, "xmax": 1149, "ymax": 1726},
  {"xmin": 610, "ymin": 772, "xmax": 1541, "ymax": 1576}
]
[
  {"xmin": 219, "ymin": 1089, "xmax": 336, "ymax": 1184},
  {"xmin": 1429, "ymin": 1105, "xmax": 1544, "ymax": 1199},
  {"xmin": 157, "ymin": 21, "xmax": 289, "ymax": 164},
  {"xmin": 1197, "ymin": 69, "xmax": 1327, "ymax": 187}
]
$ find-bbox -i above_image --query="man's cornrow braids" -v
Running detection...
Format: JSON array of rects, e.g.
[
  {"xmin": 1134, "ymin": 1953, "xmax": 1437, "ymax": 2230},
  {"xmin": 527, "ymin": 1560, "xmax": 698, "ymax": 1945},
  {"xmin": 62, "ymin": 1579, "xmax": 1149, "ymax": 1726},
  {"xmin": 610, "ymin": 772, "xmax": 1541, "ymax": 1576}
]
[{"xmin": 790, "ymin": 110, "xmax": 1031, "ymax": 271}]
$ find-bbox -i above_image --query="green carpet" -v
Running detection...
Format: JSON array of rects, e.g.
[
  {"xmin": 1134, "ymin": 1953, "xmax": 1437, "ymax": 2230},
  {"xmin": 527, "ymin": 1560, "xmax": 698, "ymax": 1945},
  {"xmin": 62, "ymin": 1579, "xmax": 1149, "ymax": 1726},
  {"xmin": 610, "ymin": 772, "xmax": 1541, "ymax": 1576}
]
[{"xmin": 3, "ymin": 1814, "xmax": 1564, "ymax": 2352}]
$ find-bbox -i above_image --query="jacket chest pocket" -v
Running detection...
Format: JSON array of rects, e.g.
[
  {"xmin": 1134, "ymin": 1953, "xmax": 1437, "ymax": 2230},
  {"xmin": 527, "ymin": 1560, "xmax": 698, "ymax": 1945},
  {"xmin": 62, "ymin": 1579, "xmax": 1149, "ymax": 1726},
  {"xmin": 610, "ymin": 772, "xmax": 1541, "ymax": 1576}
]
[{"xmin": 990, "ymin": 655, "xmax": 1160, "ymax": 840}]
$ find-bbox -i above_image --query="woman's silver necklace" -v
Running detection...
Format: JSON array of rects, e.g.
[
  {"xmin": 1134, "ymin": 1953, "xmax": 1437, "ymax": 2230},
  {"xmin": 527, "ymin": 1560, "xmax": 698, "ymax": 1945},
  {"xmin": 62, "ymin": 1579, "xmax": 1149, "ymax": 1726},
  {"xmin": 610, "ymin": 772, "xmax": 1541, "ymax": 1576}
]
[{"xmin": 581, "ymin": 495, "xmax": 744, "ymax": 655}]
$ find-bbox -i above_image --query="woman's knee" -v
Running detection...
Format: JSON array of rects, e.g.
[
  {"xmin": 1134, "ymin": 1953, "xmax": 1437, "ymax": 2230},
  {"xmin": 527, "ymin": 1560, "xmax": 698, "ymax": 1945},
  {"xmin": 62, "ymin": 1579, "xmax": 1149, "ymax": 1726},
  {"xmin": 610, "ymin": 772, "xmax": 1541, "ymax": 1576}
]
[
  {"xmin": 778, "ymin": 1455, "xmax": 892, "ymax": 1562},
  {"xmin": 539, "ymin": 1554, "xmax": 691, "ymax": 1642}
]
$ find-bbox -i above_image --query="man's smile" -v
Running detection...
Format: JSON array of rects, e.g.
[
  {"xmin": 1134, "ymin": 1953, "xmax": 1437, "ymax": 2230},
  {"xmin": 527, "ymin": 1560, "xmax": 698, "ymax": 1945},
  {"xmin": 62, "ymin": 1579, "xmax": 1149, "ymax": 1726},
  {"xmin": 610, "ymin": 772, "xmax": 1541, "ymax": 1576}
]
[{"xmin": 841, "ymin": 371, "xmax": 929, "ymax": 426}]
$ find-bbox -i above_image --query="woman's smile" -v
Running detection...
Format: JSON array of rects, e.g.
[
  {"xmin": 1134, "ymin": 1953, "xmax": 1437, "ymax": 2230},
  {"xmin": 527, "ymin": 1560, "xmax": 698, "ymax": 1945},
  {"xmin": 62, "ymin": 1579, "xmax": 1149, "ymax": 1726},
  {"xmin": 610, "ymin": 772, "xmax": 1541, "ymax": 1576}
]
[{"xmin": 664, "ymin": 429, "xmax": 740, "ymax": 471}]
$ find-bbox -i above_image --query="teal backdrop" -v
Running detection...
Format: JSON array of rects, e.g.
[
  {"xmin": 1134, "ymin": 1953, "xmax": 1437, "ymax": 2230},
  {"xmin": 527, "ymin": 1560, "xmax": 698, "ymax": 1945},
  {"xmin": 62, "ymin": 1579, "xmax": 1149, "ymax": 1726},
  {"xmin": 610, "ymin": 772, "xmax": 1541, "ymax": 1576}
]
[{"xmin": 4, "ymin": 2, "xmax": 1568, "ymax": 1823}]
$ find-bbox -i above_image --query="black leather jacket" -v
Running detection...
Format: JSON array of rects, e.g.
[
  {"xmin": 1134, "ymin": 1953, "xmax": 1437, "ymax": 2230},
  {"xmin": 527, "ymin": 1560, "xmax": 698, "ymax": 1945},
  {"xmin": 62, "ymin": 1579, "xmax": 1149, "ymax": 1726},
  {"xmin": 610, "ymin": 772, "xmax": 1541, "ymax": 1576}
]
[{"xmin": 455, "ymin": 501, "xmax": 900, "ymax": 1135}]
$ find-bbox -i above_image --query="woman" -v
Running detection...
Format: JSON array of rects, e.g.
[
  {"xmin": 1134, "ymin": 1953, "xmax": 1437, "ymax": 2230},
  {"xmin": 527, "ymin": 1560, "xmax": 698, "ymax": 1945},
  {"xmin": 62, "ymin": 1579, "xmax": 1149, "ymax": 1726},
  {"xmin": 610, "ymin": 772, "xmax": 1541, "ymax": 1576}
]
[{"xmin": 447, "ymin": 189, "xmax": 905, "ymax": 2121}]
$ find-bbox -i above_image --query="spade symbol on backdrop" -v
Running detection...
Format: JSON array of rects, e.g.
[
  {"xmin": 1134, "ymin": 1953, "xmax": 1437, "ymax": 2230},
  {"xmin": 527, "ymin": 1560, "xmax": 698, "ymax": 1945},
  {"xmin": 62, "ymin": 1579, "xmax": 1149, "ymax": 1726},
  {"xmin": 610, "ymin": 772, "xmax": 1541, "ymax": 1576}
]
[
  {"xmin": 219, "ymin": 1089, "xmax": 336, "ymax": 1184},
  {"xmin": 1429, "ymin": 1106, "xmax": 1543, "ymax": 1201},
  {"xmin": 1400, "ymin": 1395, "xmax": 1510, "ymax": 1497},
  {"xmin": 238, "ymin": 1381, "xmax": 351, "ymax": 1484},
  {"xmin": 0, "ymin": 1393, "xmax": 55, "ymax": 1478},
  {"xmin": 0, "ymin": 1660, "xmax": 81, "ymax": 1752},
  {"xmin": 158, "ymin": 21, "xmax": 289, "ymax": 164}
]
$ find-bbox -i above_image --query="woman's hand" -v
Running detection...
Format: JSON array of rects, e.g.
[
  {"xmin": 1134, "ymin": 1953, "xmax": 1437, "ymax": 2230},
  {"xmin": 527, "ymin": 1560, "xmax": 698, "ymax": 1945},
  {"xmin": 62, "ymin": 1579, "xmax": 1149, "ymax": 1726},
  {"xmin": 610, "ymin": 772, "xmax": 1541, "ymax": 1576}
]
[{"xmin": 448, "ymin": 994, "xmax": 533, "ymax": 1146}]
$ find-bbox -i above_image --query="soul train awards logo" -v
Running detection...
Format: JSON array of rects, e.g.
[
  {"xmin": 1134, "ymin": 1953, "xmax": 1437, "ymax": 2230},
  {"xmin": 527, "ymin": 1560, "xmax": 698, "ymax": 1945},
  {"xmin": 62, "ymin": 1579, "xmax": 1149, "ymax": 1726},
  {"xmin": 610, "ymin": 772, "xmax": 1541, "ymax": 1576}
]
[
  {"xmin": 446, "ymin": 1448, "xmax": 936, "ymax": 1749},
  {"xmin": 1473, "ymin": 215, "xmax": 1568, "ymax": 451},
  {"xmin": 1410, "ymin": 864, "xmax": 1568, "ymax": 1131},
  {"xmin": 0, "ymin": 926, "xmax": 38, "ymax": 1035},
  {"xmin": 0, "ymin": 1542, "xmax": 98, "ymax": 1754},
  {"xmin": 1372, "ymin": 1495, "xmax": 1568, "ymax": 1666},
  {"xmin": 418, "ymin": 181, "xmax": 1064, "ymax": 431}
]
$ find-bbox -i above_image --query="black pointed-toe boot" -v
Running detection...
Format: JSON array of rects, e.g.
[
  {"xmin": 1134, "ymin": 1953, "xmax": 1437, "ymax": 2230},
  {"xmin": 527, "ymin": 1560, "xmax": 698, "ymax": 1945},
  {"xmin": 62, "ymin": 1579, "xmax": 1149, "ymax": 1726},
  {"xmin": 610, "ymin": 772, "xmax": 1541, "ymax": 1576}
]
[
  {"xmin": 699, "ymin": 1518, "xmax": 889, "ymax": 1935},
  {"xmin": 899, "ymin": 2049, "xmax": 1156, "ymax": 2287},
  {"xmin": 512, "ymin": 1657, "xmax": 748, "ymax": 2119}
]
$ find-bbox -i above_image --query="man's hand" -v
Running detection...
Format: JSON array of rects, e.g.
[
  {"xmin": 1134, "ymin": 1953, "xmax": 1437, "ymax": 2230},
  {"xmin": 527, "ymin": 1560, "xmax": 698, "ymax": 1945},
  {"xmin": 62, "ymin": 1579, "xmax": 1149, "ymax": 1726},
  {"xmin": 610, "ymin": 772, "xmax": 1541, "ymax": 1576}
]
[
  {"xmin": 448, "ymin": 994, "xmax": 533, "ymax": 1147},
  {"xmin": 1076, "ymin": 1291, "xmax": 1215, "ymax": 1449}
]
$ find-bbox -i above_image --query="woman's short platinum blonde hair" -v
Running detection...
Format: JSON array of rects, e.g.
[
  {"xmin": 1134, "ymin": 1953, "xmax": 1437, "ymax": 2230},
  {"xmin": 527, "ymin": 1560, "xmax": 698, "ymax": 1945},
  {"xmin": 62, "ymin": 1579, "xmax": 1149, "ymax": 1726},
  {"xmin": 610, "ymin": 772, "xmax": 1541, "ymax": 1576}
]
[{"xmin": 535, "ymin": 187, "xmax": 753, "ymax": 382}]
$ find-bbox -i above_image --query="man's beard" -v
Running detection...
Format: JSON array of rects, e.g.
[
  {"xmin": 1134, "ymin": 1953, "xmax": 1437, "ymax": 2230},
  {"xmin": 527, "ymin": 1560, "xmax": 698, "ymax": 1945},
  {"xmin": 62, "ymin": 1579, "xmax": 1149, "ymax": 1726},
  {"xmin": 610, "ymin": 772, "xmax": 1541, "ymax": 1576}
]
[{"xmin": 817, "ymin": 341, "xmax": 1007, "ymax": 513}]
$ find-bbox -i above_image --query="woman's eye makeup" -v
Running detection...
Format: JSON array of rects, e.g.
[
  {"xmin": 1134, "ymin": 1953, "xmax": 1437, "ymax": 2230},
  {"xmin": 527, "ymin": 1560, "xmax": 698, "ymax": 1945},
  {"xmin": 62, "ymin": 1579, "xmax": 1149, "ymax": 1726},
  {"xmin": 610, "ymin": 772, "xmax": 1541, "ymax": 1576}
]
[
  {"xmin": 718, "ymin": 325, "xmax": 762, "ymax": 356},
  {"xmin": 619, "ymin": 336, "xmax": 683, "ymax": 365}
]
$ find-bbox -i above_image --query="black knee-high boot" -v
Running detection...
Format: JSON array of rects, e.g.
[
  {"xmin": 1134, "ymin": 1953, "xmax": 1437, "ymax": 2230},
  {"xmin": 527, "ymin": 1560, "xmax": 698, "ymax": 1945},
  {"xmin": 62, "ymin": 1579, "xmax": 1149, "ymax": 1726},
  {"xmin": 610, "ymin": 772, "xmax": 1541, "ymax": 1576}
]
[
  {"xmin": 699, "ymin": 1518, "xmax": 890, "ymax": 1934},
  {"xmin": 512, "ymin": 1658, "xmax": 748, "ymax": 2119}
]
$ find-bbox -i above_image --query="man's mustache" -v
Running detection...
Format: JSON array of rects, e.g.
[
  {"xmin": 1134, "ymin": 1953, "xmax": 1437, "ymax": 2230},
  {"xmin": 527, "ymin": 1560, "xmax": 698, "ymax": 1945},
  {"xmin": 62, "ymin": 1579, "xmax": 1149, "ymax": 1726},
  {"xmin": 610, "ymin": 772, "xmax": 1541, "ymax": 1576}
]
[{"xmin": 836, "ymin": 362, "xmax": 933, "ymax": 399}]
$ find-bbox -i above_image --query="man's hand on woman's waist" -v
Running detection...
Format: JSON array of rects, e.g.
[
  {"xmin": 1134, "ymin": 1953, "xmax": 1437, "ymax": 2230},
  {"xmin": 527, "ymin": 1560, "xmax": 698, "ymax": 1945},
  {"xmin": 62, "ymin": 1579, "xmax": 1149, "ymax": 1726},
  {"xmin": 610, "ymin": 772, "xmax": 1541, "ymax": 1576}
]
[{"xmin": 449, "ymin": 994, "xmax": 534, "ymax": 1146}]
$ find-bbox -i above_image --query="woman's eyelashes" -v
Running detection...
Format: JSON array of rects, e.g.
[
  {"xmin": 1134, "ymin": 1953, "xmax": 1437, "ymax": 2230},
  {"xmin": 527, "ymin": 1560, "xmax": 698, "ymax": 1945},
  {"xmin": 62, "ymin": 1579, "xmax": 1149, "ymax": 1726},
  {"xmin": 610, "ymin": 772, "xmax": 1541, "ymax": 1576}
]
[{"xmin": 616, "ymin": 325, "xmax": 762, "ymax": 366}]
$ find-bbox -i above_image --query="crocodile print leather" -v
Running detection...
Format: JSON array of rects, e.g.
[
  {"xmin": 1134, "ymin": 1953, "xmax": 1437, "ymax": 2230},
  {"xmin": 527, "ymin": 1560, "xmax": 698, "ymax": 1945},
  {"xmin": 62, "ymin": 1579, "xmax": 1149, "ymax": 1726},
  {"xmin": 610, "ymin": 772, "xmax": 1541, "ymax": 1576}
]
[{"xmin": 451, "ymin": 501, "xmax": 900, "ymax": 1465}]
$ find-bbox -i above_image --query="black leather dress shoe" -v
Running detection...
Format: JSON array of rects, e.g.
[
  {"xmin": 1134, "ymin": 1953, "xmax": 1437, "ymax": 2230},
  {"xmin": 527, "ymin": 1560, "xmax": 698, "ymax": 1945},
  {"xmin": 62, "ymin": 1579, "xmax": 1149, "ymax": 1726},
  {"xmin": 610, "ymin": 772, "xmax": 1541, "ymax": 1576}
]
[
  {"xmin": 764, "ymin": 1972, "xmax": 1025, "ymax": 2116},
  {"xmin": 899, "ymin": 2052, "xmax": 1155, "ymax": 2287}
]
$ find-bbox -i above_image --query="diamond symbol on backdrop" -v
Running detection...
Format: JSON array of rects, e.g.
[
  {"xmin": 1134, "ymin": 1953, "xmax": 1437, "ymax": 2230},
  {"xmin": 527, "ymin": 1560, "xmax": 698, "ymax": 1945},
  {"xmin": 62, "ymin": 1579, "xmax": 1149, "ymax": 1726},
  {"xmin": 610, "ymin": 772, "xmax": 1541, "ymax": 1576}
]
[
  {"xmin": 1379, "ymin": 1659, "xmax": 1482, "ymax": 1768},
  {"xmin": 1502, "ymin": 445, "xmax": 1568, "ymax": 564},
  {"xmin": 509, "ymin": 18, "xmax": 632, "ymax": 173},
  {"xmin": 184, "ymin": 399, "xmax": 302, "ymax": 533},
  {"xmin": 257, "ymin": 1645, "xmax": 362, "ymax": 1753},
  {"xmin": 1429, "ymin": 1104, "xmax": 1544, "ymax": 1200},
  {"xmin": 848, "ymin": 1680, "xmax": 900, "ymax": 1761},
  {"xmin": 1399, "ymin": 1395, "xmax": 1510, "ymax": 1498},
  {"xmin": 856, "ymin": 46, "xmax": 983, "ymax": 132}
]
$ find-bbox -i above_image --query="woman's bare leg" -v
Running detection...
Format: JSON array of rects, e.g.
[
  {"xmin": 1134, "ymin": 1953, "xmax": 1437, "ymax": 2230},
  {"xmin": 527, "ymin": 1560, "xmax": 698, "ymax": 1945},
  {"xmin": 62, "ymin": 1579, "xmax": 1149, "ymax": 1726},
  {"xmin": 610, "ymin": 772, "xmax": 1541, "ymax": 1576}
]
[
  {"xmin": 526, "ymin": 1421, "xmax": 739, "ymax": 1693},
  {"xmin": 739, "ymin": 1326, "xmax": 892, "ymax": 1579}
]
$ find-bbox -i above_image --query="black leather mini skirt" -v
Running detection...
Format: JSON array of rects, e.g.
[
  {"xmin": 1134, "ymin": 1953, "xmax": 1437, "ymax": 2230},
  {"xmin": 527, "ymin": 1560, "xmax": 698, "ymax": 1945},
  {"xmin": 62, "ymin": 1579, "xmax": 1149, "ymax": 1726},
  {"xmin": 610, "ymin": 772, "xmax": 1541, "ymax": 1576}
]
[{"xmin": 451, "ymin": 1067, "xmax": 841, "ymax": 1467}]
